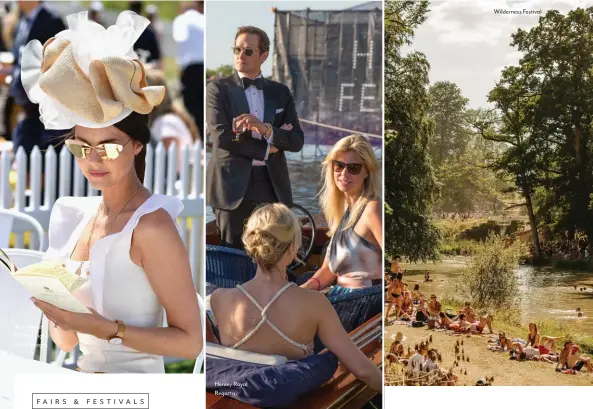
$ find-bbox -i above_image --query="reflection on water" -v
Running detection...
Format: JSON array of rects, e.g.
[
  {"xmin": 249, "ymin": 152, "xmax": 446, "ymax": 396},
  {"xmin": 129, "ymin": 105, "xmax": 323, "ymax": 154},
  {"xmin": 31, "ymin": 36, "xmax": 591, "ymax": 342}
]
[
  {"xmin": 206, "ymin": 145, "xmax": 383, "ymax": 222},
  {"xmin": 404, "ymin": 257, "xmax": 593, "ymax": 335}
]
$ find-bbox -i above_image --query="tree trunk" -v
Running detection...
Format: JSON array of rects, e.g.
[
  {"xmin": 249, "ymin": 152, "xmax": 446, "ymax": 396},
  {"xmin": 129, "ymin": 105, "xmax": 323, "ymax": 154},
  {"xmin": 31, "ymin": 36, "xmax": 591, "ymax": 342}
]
[{"xmin": 522, "ymin": 185, "xmax": 541, "ymax": 258}]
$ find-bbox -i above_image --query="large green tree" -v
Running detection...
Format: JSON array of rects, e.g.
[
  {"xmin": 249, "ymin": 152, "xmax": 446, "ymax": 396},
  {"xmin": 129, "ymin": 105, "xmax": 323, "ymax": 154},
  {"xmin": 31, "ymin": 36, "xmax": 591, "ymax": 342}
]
[
  {"xmin": 482, "ymin": 8, "xmax": 593, "ymax": 254},
  {"xmin": 477, "ymin": 66, "xmax": 544, "ymax": 257},
  {"xmin": 384, "ymin": 0, "xmax": 440, "ymax": 262},
  {"xmin": 428, "ymin": 81, "xmax": 470, "ymax": 166},
  {"xmin": 517, "ymin": 8, "xmax": 593, "ymax": 250},
  {"xmin": 483, "ymin": 8, "xmax": 593, "ymax": 251},
  {"xmin": 428, "ymin": 83, "xmax": 503, "ymax": 213}
]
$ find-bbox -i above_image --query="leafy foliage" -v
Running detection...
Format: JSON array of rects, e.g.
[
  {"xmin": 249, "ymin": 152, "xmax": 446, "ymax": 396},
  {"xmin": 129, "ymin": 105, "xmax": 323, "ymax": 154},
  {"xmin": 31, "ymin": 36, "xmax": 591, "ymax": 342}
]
[
  {"xmin": 206, "ymin": 64, "xmax": 234, "ymax": 80},
  {"xmin": 384, "ymin": 0, "xmax": 440, "ymax": 262},
  {"xmin": 478, "ymin": 7, "xmax": 593, "ymax": 253},
  {"xmin": 456, "ymin": 234, "xmax": 524, "ymax": 311}
]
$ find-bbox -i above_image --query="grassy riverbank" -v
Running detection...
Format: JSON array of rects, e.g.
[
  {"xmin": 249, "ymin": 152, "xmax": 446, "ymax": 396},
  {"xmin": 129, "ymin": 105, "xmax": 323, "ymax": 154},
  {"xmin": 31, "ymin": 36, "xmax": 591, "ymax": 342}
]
[
  {"xmin": 438, "ymin": 298, "xmax": 593, "ymax": 354},
  {"xmin": 384, "ymin": 322, "xmax": 593, "ymax": 386}
]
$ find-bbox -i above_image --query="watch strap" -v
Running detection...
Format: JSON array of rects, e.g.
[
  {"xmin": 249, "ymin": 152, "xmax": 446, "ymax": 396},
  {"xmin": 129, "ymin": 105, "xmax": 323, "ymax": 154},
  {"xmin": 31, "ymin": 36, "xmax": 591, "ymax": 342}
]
[{"xmin": 110, "ymin": 320, "xmax": 125, "ymax": 340}]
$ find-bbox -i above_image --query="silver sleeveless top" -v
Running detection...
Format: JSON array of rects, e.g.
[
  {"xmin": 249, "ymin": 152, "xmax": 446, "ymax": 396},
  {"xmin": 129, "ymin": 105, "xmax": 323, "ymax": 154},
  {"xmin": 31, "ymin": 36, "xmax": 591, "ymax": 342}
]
[{"xmin": 328, "ymin": 205, "xmax": 382, "ymax": 287}]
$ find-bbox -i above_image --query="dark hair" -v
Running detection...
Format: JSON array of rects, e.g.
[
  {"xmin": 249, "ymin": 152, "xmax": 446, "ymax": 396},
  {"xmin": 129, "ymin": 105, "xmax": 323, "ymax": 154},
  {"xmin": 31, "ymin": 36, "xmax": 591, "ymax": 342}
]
[
  {"xmin": 459, "ymin": 313, "xmax": 466, "ymax": 320},
  {"xmin": 394, "ymin": 255, "xmax": 401, "ymax": 260},
  {"xmin": 128, "ymin": 1, "xmax": 143, "ymax": 14},
  {"xmin": 113, "ymin": 112, "xmax": 151, "ymax": 181},
  {"xmin": 439, "ymin": 312, "xmax": 445, "ymax": 318},
  {"xmin": 235, "ymin": 26, "xmax": 270, "ymax": 52}
]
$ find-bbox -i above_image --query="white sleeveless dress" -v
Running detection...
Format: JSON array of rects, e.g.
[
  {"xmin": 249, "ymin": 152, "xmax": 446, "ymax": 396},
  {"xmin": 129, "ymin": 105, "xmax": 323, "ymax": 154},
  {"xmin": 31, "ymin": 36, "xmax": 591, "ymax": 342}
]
[{"xmin": 44, "ymin": 194, "xmax": 184, "ymax": 373}]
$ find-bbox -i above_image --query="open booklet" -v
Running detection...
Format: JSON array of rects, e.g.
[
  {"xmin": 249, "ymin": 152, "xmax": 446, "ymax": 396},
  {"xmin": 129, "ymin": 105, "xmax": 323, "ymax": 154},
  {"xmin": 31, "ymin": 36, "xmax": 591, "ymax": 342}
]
[{"xmin": 0, "ymin": 249, "xmax": 91, "ymax": 314}]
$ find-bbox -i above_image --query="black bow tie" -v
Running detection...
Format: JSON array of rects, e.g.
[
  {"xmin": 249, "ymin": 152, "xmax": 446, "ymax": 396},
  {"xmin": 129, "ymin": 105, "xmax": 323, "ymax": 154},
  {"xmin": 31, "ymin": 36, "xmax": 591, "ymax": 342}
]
[{"xmin": 241, "ymin": 77, "xmax": 264, "ymax": 90}]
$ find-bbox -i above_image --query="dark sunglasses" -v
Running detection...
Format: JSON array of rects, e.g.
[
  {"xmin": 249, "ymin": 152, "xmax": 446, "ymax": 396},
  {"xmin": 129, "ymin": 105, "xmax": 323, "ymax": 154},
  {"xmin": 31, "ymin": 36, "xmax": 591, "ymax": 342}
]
[
  {"xmin": 65, "ymin": 139, "xmax": 131, "ymax": 160},
  {"xmin": 332, "ymin": 160, "xmax": 363, "ymax": 175},
  {"xmin": 232, "ymin": 46, "xmax": 260, "ymax": 56}
]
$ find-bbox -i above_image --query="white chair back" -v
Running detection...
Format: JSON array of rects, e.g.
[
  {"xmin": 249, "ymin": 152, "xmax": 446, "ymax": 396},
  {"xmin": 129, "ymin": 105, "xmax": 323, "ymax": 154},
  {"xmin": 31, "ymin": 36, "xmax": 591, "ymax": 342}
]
[
  {"xmin": 0, "ymin": 248, "xmax": 45, "ymax": 360},
  {"xmin": 194, "ymin": 293, "xmax": 205, "ymax": 374},
  {"xmin": 0, "ymin": 209, "xmax": 46, "ymax": 251}
]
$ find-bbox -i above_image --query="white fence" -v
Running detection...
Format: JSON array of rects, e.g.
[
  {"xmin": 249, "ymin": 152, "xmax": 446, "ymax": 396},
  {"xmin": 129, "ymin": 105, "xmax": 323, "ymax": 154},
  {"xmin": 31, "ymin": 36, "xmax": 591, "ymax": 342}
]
[{"xmin": 0, "ymin": 142, "xmax": 204, "ymax": 296}]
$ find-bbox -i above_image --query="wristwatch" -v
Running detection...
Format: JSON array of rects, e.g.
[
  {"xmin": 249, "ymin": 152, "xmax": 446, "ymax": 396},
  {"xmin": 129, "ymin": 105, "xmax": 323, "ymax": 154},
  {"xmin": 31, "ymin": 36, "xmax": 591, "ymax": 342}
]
[{"xmin": 108, "ymin": 320, "xmax": 125, "ymax": 345}]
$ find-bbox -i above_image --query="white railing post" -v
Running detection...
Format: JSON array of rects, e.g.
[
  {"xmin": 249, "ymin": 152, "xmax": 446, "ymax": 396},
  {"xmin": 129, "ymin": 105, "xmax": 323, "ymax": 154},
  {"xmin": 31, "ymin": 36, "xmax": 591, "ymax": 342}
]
[
  {"xmin": 59, "ymin": 146, "xmax": 72, "ymax": 198},
  {"xmin": 14, "ymin": 147, "xmax": 27, "ymax": 248},
  {"xmin": 0, "ymin": 149, "xmax": 12, "ymax": 209},
  {"xmin": 154, "ymin": 142, "xmax": 166, "ymax": 195}
]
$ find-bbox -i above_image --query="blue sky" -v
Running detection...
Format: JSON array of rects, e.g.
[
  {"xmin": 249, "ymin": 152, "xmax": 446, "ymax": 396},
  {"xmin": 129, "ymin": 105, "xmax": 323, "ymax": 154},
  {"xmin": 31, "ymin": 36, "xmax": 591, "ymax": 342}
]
[{"xmin": 206, "ymin": 0, "xmax": 366, "ymax": 75}]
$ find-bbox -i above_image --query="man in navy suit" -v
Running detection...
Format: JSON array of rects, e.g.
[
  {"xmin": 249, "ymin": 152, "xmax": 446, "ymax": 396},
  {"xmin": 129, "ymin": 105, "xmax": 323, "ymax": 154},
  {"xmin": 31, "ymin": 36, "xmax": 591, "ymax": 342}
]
[
  {"xmin": 206, "ymin": 26, "xmax": 304, "ymax": 249},
  {"xmin": 10, "ymin": 1, "xmax": 66, "ymax": 154}
]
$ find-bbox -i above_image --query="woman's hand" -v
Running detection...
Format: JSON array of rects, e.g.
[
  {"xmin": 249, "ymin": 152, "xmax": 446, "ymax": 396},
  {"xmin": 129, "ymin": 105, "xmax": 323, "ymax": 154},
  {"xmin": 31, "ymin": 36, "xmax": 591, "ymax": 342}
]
[
  {"xmin": 31, "ymin": 298, "xmax": 117, "ymax": 340},
  {"xmin": 300, "ymin": 278, "xmax": 320, "ymax": 291}
]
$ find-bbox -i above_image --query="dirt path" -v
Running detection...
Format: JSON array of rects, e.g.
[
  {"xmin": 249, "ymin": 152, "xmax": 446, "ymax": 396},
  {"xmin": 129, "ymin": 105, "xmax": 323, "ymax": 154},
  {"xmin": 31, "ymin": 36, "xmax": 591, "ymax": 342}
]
[{"xmin": 384, "ymin": 321, "xmax": 593, "ymax": 386}]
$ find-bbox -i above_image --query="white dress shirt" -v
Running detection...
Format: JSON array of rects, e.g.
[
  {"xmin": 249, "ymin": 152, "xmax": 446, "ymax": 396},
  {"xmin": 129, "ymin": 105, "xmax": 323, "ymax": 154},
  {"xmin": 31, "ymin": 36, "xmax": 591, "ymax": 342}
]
[
  {"xmin": 237, "ymin": 72, "xmax": 274, "ymax": 166},
  {"xmin": 172, "ymin": 9, "xmax": 204, "ymax": 68}
]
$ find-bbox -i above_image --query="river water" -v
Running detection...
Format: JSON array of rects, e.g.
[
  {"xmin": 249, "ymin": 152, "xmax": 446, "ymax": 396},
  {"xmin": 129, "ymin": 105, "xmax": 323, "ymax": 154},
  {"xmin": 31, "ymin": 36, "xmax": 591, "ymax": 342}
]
[
  {"xmin": 206, "ymin": 145, "xmax": 383, "ymax": 222},
  {"xmin": 404, "ymin": 257, "xmax": 593, "ymax": 335}
]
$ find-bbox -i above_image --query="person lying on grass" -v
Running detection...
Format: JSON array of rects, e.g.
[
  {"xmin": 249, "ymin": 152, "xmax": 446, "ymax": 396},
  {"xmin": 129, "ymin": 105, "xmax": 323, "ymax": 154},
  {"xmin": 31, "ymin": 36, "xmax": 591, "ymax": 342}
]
[
  {"xmin": 448, "ymin": 313, "xmax": 493, "ymax": 334},
  {"xmin": 566, "ymin": 344, "xmax": 593, "ymax": 373},
  {"xmin": 438, "ymin": 312, "xmax": 453, "ymax": 329},
  {"xmin": 512, "ymin": 323, "xmax": 559, "ymax": 357},
  {"xmin": 487, "ymin": 332, "xmax": 514, "ymax": 351},
  {"xmin": 458, "ymin": 301, "xmax": 477, "ymax": 322}
]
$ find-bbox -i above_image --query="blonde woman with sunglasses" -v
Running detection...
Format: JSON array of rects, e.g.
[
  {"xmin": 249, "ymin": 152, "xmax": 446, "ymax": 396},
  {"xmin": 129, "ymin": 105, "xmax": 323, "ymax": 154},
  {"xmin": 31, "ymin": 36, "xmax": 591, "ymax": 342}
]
[
  {"xmin": 301, "ymin": 135, "xmax": 382, "ymax": 295},
  {"xmin": 21, "ymin": 11, "xmax": 202, "ymax": 373}
]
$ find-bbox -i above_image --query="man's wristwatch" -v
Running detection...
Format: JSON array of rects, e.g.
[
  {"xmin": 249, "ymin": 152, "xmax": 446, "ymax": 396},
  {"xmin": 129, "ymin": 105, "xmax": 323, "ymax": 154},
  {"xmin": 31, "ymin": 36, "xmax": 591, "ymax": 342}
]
[{"xmin": 108, "ymin": 320, "xmax": 125, "ymax": 345}]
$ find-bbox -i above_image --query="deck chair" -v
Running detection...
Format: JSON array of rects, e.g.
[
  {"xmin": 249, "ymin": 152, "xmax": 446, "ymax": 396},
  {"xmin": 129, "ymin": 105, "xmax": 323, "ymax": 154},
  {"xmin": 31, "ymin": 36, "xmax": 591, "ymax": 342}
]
[
  {"xmin": 206, "ymin": 245, "xmax": 256, "ymax": 291},
  {"xmin": 194, "ymin": 292, "xmax": 206, "ymax": 374},
  {"xmin": 0, "ymin": 208, "xmax": 45, "ymax": 251}
]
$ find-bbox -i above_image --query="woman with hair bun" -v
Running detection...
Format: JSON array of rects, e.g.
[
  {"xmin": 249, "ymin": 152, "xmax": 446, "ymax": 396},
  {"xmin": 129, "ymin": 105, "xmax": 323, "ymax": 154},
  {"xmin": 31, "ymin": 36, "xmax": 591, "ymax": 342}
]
[{"xmin": 209, "ymin": 203, "xmax": 382, "ymax": 391}]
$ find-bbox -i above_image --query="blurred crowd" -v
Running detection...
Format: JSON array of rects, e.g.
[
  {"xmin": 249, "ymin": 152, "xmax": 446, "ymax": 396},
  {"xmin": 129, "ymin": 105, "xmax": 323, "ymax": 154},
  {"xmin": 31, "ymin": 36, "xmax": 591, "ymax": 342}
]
[{"xmin": 0, "ymin": 0, "xmax": 203, "ymax": 167}]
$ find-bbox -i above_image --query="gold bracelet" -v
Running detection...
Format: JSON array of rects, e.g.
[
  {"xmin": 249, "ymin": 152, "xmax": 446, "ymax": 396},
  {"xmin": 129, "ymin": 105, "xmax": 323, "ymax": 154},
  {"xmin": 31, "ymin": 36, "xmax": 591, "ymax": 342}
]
[{"xmin": 264, "ymin": 123, "xmax": 273, "ymax": 139}]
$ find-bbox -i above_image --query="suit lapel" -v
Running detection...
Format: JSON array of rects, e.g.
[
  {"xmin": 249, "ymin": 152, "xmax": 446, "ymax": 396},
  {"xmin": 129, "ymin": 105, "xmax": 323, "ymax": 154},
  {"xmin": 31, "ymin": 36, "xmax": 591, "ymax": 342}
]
[
  {"xmin": 229, "ymin": 72, "xmax": 250, "ymax": 116},
  {"xmin": 263, "ymin": 79, "xmax": 276, "ymax": 125}
]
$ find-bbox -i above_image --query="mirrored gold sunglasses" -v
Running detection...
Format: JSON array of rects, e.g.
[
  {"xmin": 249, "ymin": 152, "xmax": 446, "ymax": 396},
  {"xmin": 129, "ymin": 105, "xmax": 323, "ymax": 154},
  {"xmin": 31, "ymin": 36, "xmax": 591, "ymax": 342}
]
[{"xmin": 65, "ymin": 139, "xmax": 131, "ymax": 160}]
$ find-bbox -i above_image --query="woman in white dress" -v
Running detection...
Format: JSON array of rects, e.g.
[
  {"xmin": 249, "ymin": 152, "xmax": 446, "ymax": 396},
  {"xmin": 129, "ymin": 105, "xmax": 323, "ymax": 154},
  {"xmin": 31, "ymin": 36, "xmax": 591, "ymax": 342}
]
[{"xmin": 22, "ymin": 11, "xmax": 202, "ymax": 373}]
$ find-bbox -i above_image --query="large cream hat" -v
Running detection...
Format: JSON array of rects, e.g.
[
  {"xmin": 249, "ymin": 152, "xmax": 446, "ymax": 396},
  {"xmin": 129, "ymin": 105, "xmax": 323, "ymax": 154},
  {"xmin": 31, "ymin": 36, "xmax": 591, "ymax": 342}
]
[{"xmin": 21, "ymin": 10, "xmax": 165, "ymax": 130}]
